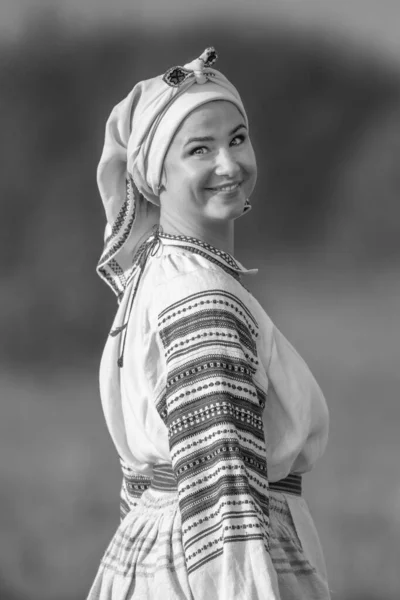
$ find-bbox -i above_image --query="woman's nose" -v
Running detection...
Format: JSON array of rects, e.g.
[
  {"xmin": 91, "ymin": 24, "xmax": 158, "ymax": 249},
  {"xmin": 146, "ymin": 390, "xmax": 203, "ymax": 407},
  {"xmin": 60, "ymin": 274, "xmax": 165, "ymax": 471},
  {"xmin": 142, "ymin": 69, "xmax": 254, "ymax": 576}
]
[{"xmin": 214, "ymin": 149, "xmax": 240, "ymax": 178}]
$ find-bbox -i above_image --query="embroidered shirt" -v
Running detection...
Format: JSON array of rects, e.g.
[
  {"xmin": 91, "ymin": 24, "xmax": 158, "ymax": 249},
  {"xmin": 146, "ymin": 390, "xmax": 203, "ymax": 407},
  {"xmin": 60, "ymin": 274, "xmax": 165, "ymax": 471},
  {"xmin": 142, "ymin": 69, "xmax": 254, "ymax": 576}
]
[{"xmin": 99, "ymin": 231, "xmax": 329, "ymax": 598}]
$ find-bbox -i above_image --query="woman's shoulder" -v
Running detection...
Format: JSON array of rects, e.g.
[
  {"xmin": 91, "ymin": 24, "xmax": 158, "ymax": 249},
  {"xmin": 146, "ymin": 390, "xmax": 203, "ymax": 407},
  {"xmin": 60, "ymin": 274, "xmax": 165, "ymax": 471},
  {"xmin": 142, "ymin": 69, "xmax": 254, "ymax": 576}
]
[
  {"xmin": 146, "ymin": 245, "xmax": 254, "ymax": 320},
  {"xmin": 153, "ymin": 244, "xmax": 246, "ymax": 291}
]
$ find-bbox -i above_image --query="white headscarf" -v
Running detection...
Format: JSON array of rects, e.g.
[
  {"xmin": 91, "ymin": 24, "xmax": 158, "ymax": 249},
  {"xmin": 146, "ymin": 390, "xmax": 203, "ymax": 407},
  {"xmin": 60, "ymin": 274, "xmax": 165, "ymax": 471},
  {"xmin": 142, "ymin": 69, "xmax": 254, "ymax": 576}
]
[{"xmin": 96, "ymin": 48, "xmax": 250, "ymax": 298}]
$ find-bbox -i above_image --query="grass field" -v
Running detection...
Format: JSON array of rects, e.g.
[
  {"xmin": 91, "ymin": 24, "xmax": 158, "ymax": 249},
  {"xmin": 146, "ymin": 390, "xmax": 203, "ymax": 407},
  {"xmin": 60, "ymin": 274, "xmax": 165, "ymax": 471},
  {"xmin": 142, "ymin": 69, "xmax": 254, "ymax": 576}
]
[{"xmin": 1, "ymin": 265, "xmax": 399, "ymax": 600}]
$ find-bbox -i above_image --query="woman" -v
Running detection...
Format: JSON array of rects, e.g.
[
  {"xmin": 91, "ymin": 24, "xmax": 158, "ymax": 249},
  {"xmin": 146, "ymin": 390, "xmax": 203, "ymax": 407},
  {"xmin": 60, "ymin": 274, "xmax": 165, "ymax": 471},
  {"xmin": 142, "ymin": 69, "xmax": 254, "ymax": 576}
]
[{"xmin": 88, "ymin": 48, "xmax": 331, "ymax": 599}]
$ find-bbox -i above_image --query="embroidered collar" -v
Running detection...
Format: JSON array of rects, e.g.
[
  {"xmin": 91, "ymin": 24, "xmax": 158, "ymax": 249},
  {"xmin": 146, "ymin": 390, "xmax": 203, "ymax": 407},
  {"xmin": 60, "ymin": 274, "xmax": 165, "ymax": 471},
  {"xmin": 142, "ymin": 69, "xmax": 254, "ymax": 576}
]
[
  {"xmin": 114, "ymin": 226, "xmax": 257, "ymax": 368},
  {"xmin": 157, "ymin": 230, "xmax": 258, "ymax": 277}
]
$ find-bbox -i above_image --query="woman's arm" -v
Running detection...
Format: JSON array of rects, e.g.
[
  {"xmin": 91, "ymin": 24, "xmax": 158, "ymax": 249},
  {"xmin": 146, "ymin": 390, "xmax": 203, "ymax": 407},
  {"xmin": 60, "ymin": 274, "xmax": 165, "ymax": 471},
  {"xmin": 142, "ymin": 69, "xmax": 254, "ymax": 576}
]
[
  {"xmin": 264, "ymin": 325, "xmax": 329, "ymax": 478},
  {"xmin": 155, "ymin": 275, "xmax": 280, "ymax": 599}
]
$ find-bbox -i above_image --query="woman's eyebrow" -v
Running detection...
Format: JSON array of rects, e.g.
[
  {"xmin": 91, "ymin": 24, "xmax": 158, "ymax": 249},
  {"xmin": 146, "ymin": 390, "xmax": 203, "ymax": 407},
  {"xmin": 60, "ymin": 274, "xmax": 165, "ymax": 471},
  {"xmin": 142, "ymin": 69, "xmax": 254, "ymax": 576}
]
[
  {"xmin": 184, "ymin": 123, "xmax": 247, "ymax": 147},
  {"xmin": 229, "ymin": 123, "xmax": 247, "ymax": 136}
]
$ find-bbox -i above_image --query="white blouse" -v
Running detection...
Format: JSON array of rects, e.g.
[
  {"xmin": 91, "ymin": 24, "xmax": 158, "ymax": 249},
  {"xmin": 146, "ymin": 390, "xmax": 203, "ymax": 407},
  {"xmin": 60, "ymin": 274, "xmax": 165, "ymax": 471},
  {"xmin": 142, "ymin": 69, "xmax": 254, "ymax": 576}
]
[
  {"xmin": 96, "ymin": 231, "xmax": 330, "ymax": 599},
  {"xmin": 100, "ymin": 232, "xmax": 328, "ymax": 485}
]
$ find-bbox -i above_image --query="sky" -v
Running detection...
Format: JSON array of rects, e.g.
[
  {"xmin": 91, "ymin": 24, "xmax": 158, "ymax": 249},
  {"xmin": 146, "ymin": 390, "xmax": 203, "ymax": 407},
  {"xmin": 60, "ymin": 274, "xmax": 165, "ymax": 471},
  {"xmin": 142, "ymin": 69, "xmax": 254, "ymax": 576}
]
[{"xmin": 2, "ymin": 0, "xmax": 400, "ymax": 62}]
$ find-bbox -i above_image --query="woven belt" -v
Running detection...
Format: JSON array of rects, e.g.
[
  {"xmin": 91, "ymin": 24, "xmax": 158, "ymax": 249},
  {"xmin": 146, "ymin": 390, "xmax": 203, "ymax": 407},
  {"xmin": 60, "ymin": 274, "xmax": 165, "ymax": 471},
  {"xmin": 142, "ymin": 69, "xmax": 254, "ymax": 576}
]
[{"xmin": 148, "ymin": 464, "xmax": 302, "ymax": 497}]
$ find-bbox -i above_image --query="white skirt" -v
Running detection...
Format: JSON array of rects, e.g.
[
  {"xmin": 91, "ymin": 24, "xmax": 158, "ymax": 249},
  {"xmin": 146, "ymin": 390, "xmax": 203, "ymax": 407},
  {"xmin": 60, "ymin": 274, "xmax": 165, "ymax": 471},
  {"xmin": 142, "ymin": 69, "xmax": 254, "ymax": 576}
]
[{"xmin": 87, "ymin": 477, "xmax": 330, "ymax": 600}]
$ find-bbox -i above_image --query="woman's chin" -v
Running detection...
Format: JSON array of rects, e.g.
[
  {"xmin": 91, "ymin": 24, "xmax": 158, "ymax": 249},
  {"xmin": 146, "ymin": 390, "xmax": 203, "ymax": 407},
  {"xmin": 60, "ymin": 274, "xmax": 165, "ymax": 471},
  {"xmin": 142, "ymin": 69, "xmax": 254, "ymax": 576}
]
[{"xmin": 206, "ymin": 199, "xmax": 246, "ymax": 221}]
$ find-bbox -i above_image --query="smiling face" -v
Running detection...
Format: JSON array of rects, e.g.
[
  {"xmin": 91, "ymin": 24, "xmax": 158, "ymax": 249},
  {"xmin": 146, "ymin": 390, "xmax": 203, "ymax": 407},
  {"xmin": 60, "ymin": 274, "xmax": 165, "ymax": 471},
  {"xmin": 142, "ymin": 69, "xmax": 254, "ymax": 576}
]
[{"xmin": 159, "ymin": 101, "xmax": 257, "ymax": 225}]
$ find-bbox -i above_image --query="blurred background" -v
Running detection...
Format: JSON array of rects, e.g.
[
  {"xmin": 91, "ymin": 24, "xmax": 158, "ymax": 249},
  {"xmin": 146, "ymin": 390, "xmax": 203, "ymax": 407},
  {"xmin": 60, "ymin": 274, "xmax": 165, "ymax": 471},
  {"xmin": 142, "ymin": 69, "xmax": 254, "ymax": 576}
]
[{"xmin": 1, "ymin": 1, "xmax": 400, "ymax": 599}]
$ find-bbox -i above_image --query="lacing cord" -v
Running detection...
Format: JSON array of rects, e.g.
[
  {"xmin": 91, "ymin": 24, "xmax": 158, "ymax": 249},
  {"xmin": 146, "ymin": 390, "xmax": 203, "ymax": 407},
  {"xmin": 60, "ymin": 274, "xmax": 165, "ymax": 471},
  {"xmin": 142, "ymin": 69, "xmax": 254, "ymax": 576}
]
[{"xmin": 110, "ymin": 225, "xmax": 162, "ymax": 368}]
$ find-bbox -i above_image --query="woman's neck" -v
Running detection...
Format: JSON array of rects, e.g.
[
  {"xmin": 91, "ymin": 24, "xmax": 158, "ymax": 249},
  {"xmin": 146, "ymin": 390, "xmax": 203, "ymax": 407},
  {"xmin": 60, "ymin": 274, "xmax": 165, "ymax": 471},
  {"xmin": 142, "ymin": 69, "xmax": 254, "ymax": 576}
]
[{"xmin": 159, "ymin": 211, "xmax": 235, "ymax": 256}]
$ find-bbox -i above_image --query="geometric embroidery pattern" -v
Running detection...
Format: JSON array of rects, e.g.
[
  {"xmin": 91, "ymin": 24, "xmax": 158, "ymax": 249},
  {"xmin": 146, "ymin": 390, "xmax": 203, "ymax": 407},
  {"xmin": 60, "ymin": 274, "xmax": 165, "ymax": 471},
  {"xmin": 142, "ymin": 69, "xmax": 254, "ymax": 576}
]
[
  {"xmin": 163, "ymin": 47, "xmax": 218, "ymax": 88},
  {"xmin": 163, "ymin": 47, "xmax": 218, "ymax": 87},
  {"xmin": 163, "ymin": 66, "xmax": 192, "ymax": 88},
  {"xmin": 156, "ymin": 288, "xmax": 270, "ymax": 575},
  {"xmin": 158, "ymin": 230, "xmax": 240, "ymax": 271},
  {"xmin": 97, "ymin": 176, "xmax": 138, "ymax": 299},
  {"xmin": 119, "ymin": 458, "xmax": 151, "ymax": 522}
]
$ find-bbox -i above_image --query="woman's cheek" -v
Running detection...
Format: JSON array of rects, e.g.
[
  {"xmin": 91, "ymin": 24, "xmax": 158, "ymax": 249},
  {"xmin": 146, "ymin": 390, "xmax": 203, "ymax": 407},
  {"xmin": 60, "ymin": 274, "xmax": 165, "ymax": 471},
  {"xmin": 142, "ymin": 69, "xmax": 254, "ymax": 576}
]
[{"xmin": 196, "ymin": 163, "xmax": 213, "ymax": 186}]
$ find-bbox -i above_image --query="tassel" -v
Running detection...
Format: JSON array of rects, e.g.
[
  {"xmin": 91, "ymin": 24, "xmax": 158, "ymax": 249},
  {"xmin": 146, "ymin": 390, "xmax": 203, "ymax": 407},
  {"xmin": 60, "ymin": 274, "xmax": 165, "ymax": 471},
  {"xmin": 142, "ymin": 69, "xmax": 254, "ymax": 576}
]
[{"xmin": 110, "ymin": 323, "xmax": 128, "ymax": 337}]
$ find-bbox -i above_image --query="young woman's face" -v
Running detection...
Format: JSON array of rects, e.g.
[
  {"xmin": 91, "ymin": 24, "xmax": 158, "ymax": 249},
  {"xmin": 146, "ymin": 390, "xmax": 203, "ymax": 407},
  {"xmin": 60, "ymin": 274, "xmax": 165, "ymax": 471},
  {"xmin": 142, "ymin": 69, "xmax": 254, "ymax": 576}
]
[{"xmin": 160, "ymin": 101, "xmax": 257, "ymax": 223}]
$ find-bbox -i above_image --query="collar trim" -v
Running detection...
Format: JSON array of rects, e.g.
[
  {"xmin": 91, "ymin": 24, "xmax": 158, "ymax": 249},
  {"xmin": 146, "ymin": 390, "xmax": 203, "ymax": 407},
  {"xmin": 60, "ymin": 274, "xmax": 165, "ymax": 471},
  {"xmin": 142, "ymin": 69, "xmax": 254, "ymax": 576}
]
[{"xmin": 158, "ymin": 230, "xmax": 258, "ymax": 276}]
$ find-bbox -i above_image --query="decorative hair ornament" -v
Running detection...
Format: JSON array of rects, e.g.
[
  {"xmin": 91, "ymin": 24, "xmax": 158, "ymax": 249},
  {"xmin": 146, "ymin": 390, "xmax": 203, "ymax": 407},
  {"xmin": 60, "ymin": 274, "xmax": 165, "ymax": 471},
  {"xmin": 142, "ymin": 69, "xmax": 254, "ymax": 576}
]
[{"xmin": 163, "ymin": 47, "xmax": 218, "ymax": 87}]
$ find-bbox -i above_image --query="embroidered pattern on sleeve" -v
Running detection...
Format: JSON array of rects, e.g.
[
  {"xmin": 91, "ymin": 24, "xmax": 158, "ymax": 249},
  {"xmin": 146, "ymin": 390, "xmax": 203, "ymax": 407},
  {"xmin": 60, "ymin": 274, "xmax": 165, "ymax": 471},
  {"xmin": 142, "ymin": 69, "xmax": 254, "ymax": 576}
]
[{"xmin": 157, "ymin": 289, "xmax": 270, "ymax": 575}]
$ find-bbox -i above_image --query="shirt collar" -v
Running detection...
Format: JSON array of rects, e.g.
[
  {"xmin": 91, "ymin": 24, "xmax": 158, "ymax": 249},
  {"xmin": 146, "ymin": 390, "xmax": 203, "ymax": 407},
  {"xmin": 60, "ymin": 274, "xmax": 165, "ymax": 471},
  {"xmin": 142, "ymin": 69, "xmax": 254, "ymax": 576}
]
[{"xmin": 157, "ymin": 230, "xmax": 258, "ymax": 276}]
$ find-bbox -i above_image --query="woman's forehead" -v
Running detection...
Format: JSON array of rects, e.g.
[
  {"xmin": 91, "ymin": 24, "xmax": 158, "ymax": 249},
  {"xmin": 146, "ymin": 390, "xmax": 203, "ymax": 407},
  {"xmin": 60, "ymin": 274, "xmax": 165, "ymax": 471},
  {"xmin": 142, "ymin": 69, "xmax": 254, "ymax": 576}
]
[{"xmin": 178, "ymin": 101, "xmax": 245, "ymax": 138}]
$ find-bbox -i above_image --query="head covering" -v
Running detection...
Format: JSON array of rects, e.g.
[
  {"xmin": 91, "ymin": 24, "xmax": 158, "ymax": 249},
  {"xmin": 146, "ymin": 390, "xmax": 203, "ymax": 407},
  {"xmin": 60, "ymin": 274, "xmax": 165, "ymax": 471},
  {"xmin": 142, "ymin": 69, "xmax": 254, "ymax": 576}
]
[{"xmin": 96, "ymin": 48, "xmax": 251, "ymax": 299}]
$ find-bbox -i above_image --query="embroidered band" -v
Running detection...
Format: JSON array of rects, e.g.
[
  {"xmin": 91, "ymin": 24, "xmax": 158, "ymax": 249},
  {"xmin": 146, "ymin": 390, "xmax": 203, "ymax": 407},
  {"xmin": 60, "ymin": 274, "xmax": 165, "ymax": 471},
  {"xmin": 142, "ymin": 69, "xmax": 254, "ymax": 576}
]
[{"xmin": 122, "ymin": 463, "xmax": 302, "ymax": 499}]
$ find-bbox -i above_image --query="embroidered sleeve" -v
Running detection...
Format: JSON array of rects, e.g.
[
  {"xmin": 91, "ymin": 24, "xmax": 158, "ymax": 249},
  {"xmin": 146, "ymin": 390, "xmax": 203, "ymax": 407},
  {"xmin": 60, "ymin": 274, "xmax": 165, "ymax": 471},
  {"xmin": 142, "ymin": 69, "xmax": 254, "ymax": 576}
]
[{"xmin": 156, "ymin": 284, "xmax": 279, "ymax": 599}]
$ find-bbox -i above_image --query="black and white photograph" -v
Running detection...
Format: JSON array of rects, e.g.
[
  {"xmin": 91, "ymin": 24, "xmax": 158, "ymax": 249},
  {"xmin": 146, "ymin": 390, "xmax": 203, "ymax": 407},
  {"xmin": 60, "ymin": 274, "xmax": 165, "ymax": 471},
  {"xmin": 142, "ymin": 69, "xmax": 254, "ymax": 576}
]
[{"xmin": 1, "ymin": 1, "xmax": 399, "ymax": 599}]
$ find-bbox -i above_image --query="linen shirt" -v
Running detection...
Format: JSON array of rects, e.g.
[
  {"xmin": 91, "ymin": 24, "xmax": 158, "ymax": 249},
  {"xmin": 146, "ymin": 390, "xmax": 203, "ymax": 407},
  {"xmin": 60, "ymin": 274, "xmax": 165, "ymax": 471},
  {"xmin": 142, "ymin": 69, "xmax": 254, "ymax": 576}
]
[{"xmin": 97, "ymin": 230, "xmax": 329, "ymax": 599}]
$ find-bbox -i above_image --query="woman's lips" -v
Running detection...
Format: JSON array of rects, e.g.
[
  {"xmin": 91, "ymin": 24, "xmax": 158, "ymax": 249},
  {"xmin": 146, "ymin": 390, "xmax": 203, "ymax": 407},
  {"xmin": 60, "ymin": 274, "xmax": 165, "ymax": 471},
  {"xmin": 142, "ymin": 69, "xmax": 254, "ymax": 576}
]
[{"xmin": 207, "ymin": 181, "xmax": 242, "ymax": 192}]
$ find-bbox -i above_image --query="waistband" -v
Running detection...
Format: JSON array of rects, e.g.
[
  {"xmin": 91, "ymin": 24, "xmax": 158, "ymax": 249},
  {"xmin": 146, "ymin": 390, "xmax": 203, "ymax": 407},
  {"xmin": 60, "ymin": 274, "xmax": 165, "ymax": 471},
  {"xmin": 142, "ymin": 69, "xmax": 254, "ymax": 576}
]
[{"xmin": 148, "ymin": 464, "xmax": 302, "ymax": 496}]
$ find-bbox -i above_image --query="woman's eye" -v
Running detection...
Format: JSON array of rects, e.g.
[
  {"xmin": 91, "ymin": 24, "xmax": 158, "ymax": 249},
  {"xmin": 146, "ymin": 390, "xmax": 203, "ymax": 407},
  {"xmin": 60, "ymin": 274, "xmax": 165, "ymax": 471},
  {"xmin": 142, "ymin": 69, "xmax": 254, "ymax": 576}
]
[
  {"xmin": 190, "ymin": 146, "xmax": 208, "ymax": 156},
  {"xmin": 230, "ymin": 134, "xmax": 246, "ymax": 146}
]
